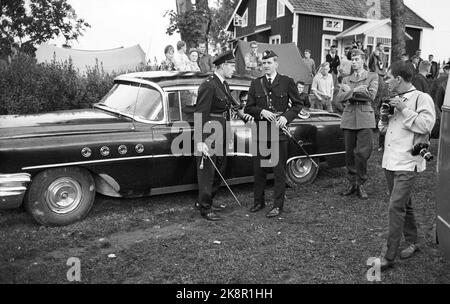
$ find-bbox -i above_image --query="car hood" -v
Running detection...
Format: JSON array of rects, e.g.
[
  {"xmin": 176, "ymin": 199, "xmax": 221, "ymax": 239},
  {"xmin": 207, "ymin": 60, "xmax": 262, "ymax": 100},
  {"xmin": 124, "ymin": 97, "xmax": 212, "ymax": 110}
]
[{"xmin": 0, "ymin": 108, "xmax": 134, "ymax": 140}]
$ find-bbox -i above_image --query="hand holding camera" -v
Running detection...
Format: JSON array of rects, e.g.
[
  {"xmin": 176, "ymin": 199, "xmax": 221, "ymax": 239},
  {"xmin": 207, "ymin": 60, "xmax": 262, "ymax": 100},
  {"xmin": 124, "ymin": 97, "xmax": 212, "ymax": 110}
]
[{"xmin": 411, "ymin": 143, "xmax": 434, "ymax": 162}]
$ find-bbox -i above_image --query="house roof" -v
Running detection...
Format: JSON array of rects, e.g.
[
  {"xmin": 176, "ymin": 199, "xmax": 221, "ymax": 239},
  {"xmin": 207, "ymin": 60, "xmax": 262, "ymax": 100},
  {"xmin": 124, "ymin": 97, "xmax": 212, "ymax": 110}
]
[
  {"xmin": 335, "ymin": 19, "xmax": 413, "ymax": 40},
  {"xmin": 288, "ymin": 0, "xmax": 433, "ymax": 29},
  {"xmin": 227, "ymin": 0, "xmax": 433, "ymax": 31}
]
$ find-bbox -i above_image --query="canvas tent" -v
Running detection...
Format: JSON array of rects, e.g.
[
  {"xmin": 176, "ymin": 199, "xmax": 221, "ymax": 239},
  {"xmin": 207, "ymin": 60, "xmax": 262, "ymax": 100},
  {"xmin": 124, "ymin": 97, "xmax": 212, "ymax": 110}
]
[
  {"xmin": 234, "ymin": 40, "xmax": 313, "ymax": 84},
  {"xmin": 36, "ymin": 44, "xmax": 146, "ymax": 74}
]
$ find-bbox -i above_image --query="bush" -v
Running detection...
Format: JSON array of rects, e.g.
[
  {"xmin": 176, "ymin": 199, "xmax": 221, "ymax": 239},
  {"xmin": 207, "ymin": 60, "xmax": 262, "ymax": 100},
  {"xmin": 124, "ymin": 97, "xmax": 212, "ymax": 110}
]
[{"xmin": 0, "ymin": 54, "xmax": 124, "ymax": 115}]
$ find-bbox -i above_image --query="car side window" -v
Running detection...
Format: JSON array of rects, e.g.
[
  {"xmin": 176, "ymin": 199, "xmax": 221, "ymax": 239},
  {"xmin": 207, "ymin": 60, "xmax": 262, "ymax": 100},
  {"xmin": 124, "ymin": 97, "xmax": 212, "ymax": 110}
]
[
  {"xmin": 135, "ymin": 86, "xmax": 164, "ymax": 121},
  {"xmin": 179, "ymin": 90, "xmax": 197, "ymax": 122},
  {"xmin": 168, "ymin": 92, "xmax": 181, "ymax": 122}
]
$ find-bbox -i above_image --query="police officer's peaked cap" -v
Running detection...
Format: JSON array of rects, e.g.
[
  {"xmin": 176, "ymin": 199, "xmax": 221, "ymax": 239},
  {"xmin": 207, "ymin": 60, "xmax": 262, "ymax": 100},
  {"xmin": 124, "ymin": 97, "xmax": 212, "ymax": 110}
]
[
  {"xmin": 213, "ymin": 50, "xmax": 236, "ymax": 66},
  {"xmin": 351, "ymin": 49, "xmax": 365, "ymax": 57},
  {"xmin": 262, "ymin": 50, "xmax": 277, "ymax": 60}
]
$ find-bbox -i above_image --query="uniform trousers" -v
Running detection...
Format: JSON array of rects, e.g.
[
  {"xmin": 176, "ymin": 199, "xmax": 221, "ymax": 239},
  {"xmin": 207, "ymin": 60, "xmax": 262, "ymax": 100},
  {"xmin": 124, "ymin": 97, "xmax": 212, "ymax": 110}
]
[
  {"xmin": 253, "ymin": 139, "xmax": 288, "ymax": 209},
  {"xmin": 384, "ymin": 170, "xmax": 418, "ymax": 261},
  {"xmin": 196, "ymin": 154, "xmax": 227, "ymax": 215},
  {"xmin": 343, "ymin": 128, "xmax": 373, "ymax": 185}
]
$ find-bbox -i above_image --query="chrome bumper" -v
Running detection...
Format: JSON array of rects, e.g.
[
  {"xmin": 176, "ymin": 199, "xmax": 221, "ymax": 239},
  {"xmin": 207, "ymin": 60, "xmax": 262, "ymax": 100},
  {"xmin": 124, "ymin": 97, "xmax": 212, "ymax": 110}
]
[{"xmin": 0, "ymin": 173, "xmax": 31, "ymax": 209}]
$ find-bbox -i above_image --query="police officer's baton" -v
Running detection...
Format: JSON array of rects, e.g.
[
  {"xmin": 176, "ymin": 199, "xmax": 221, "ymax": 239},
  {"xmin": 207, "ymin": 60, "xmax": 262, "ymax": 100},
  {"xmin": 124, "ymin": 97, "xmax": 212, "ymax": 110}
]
[
  {"xmin": 203, "ymin": 152, "xmax": 242, "ymax": 207},
  {"xmin": 281, "ymin": 126, "xmax": 319, "ymax": 168}
]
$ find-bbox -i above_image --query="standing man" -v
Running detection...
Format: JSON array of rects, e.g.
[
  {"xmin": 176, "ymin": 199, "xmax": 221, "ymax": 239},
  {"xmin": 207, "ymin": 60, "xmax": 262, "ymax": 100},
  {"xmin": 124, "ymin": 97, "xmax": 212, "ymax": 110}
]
[
  {"xmin": 412, "ymin": 61, "xmax": 431, "ymax": 94},
  {"xmin": 311, "ymin": 62, "xmax": 334, "ymax": 112},
  {"xmin": 245, "ymin": 50, "xmax": 303, "ymax": 218},
  {"xmin": 245, "ymin": 41, "xmax": 263, "ymax": 78},
  {"xmin": 375, "ymin": 60, "xmax": 436, "ymax": 271},
  {"xmin": 326, "ymin": 45, "xmax": 340, "ymax": 86},
  {"xmin": 303, "ymin": 49, "xmax": 316, "ymax": 79},
  {"xmin": 197, "ymin": 40, "xmax": 215, "ymax": 73},
  {"xmin": 194, "ymin": 50, "xmax": 236, "ymax": 221},
  {"xmin": 335, "ymin": 49, "xmax": 379, "ymax": 200},
  {"xmin": 173, "ymin": 41, "xmax": 190, "ymax": 71},
  {"xmin": 427, "ymin": 54, "xmax": 439, "ymax": 79}
]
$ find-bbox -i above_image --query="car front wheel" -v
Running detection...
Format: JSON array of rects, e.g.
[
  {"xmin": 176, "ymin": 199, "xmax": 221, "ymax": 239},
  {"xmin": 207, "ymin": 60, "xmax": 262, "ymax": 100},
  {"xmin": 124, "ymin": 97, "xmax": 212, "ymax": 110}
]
[
  {"xmin": 25, "ymin": 167, "xmax": 96, "ymax": 226},
  {"xmin": 286, "ymin": 157, "xmax": 319, "ymax": 187}
]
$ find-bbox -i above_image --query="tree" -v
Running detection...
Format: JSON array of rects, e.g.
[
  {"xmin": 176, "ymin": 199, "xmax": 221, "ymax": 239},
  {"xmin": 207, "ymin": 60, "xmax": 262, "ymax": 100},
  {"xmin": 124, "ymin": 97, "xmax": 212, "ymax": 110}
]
[
  {"xmin": 390, "ymin": 0, "xmax": 406, "ymax": 62},
  {"xmin": 0, "ymin": 0, "xmax": 90, "ymax": 55},
  {"xmin": 165, "ymin": 0, "xmax": 211, "ymax": 49},
  {"xmin": 209, "ymin": 0, "xmax": 237, "ymax": 49},
  {"xmin": 165, "ymin": 0, "xmax": 237, "ymax": 51}
]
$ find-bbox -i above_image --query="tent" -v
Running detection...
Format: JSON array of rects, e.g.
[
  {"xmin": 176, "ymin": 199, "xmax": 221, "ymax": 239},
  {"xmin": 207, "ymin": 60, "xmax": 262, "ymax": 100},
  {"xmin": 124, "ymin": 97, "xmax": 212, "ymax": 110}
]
[
  {"xmin": 234, "ymin": 40, "xmax": 313, "ymax": 84},
  {"xmin": 35, "ymin": 44, "xmax": 146, "ymax": 74}
]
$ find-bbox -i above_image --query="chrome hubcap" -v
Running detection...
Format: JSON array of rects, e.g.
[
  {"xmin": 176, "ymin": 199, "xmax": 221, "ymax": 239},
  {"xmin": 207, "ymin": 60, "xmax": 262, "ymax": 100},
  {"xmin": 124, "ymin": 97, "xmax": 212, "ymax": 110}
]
[
  {"xmin": 289, "ymin": 158, "xmax": 313, "ymax": 179},
  {"xmin": 46, "ymin": 178, "xmax": 82, "ymax": 214}
]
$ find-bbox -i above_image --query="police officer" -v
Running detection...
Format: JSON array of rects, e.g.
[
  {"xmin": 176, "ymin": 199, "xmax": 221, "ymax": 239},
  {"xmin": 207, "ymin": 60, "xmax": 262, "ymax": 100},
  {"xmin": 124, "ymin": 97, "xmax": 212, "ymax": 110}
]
[
  {"xmin": 245, "ymin": 50, "xmax": 303, "ymax": 218},
  {"xmin": 335, "ymin": 49, "xmax": 379, "ymax": 200},
  {"xmin": 195, "ymin": 50, "xmax": 236, "ymax": 221}
]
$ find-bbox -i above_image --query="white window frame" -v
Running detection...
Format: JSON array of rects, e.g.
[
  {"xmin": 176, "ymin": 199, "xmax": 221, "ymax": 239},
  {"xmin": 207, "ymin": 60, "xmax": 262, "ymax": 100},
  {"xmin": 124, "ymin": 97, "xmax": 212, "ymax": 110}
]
[
  {"xmin": 323, "ymin": 18, "xmax": 343, "ymax": 32},
  {"xmin": 256, "ymin": 0, "xmax": 267, "ymax": 26},
  {"xmin": 269, "ymin": 34, "xmax": 281, "ymax": 45},
  {"xmin": 277, "ymin": 0, "xmax": 285, "ymax": 18},
  {"xmin": 242, "ymin": 9, "xmax": 248, "ymax": 27},
  {"xmin": 321, "ymin": 34, "xmax": 339, "ymax": 63}
]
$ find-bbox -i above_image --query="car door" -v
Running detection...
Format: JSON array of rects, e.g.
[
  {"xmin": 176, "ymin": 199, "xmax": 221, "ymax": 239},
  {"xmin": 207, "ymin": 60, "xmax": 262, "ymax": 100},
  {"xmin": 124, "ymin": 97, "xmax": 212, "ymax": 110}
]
[{"xmin": 150, "ymin": 87, "xmax": 199, "ymax": 190}]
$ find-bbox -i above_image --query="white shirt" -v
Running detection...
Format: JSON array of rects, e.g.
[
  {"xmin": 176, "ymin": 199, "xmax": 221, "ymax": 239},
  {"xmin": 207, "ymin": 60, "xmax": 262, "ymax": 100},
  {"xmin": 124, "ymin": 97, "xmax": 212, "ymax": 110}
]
[
  {"xmin": 265, "ymin": 72, "xmax": 277, "ymax": 83},
  {"xmin": 173, "ymin": 51, "xmax": 190, "ymax": 71},
  {"xmin": 311, "ymin": 73, "xmax": 334, "ymax": 98},
  {"xmin": 214, "ymin": 71, "xmax": 225, "ymax": 84},
  {"xmin": 378, "ymin": 88, "xmax": 436, "ymax": 172}
]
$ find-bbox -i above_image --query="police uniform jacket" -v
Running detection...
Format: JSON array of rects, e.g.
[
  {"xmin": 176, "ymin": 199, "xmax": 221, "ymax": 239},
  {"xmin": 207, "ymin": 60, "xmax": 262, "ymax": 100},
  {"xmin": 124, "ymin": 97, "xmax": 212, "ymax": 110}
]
[
  {"xmin": 245, "ymin": 74, "xmax": 303, "ymax": 141},
  {"xmin": 194, "ymin": 73, "xmax": 232, "ymax": 144},
  {"xmin": 335, "ymin": 70, "xmax": 379, "ymax": 130}
]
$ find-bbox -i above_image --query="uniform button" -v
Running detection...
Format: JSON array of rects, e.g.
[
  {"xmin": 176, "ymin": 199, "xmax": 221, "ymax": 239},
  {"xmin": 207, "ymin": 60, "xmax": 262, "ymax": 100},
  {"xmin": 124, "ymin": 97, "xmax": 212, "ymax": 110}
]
[{"xmin": 269, "ymin": 92, "xmax": 272, "ymax": 95}]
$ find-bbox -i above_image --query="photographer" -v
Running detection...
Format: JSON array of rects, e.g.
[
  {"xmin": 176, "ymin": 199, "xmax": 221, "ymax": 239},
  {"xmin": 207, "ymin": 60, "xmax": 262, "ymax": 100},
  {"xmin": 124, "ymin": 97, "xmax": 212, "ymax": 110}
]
[{"xmin": 376, "ymin": 60, "xmax": 436, "ymax": 271}]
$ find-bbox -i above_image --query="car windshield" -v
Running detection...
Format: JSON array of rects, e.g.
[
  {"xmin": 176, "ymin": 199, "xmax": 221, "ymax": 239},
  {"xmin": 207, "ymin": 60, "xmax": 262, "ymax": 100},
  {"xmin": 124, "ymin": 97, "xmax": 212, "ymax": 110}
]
[{"xmin": 97, "ymin": 83, "xmax": 164, "ymax": 121}]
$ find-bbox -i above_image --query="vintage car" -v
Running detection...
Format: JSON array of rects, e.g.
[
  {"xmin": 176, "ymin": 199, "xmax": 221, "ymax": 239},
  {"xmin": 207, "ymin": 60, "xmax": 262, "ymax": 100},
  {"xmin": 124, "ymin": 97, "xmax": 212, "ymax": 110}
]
[{"xmin": 0, "ymin": 71, "xmax": 345, "ymax": 226}]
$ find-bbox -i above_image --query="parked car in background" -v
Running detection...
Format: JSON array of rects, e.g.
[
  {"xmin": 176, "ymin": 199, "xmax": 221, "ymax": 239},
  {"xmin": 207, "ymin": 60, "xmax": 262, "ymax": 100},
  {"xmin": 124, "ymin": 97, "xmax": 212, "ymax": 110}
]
[{"xmin": 0, "ymin": 71, "xmax": 346, "ymax": 226}]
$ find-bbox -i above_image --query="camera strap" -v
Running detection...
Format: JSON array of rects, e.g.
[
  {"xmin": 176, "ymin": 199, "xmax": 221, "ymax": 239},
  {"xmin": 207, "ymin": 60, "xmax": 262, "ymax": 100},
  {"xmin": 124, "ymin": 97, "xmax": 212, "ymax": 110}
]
[{"xmin": 411, "ymin": 91, "xmax": 431, "ymax": 146}]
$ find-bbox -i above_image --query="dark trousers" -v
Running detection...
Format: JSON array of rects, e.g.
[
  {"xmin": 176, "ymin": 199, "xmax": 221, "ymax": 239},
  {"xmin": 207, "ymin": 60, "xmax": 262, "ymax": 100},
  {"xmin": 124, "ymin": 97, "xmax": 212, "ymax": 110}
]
[
  {"xmin": 384, "ymin": 170, "xmax": 418, "ymax": 261},
  {"xmin": 196, "ymin": 154, "xmax": 227, "ymax": 215},
  {"xmin": 253, "ymin": 140, "xmax": 288, "ymax": 209},
  {"xmin": 343, "ymin": 129, "xmax": 373, "ymax": 185}
]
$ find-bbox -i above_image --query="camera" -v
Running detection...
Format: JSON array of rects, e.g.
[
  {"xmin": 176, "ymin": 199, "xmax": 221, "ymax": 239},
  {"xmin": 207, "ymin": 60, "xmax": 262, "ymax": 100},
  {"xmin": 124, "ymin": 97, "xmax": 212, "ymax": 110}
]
[
  {"xmin": 411, "ymin": 143, "xmax": 434, "ymax": 162},
  {"xmin": 381, "ymin": 101, "xmax": 395, "ymax": 115}
]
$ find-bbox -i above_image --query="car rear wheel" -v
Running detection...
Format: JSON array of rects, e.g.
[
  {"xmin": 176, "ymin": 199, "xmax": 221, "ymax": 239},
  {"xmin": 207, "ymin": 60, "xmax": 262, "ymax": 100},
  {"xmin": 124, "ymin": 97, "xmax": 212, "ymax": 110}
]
[
  {"xmin": 24, "ymin": 167, "xmax": 96, "ymax": 226},
  {"xmin": 286, "ymin": 157, "xmax": 319, "ymax": 187}
]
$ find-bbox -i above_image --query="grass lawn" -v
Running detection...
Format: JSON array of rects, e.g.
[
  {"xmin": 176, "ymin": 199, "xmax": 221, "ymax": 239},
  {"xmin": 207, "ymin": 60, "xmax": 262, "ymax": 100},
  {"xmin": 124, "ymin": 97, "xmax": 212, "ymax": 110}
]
[{"xmin": 1, "ymin": 137, "xmax": 449, "ymax": 284}]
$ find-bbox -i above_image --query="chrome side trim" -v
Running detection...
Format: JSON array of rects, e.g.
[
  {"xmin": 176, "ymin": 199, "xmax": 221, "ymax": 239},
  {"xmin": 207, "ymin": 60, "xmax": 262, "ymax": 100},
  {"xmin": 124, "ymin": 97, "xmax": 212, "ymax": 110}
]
[
  {"xmin": 0, "ymin": 173, "xmax": 31, "ymax": 208},
  {"xmin": 438, "ymin": 216, "xmax": 450, "ymax": 230},
  {"xmin": 287, "ymin": 151, "xmax": 346, "ymax": 164},
  {"xmin": 22, "ymin": 155, "xmax": 154, "ymax": 170}
]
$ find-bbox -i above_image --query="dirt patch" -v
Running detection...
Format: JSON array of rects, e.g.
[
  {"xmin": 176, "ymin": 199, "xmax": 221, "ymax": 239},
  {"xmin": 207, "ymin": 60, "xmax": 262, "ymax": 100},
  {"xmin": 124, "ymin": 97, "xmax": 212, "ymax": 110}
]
[{"xmin": 0, "ymin": 137, "xmax": 449, "ymax": 283}]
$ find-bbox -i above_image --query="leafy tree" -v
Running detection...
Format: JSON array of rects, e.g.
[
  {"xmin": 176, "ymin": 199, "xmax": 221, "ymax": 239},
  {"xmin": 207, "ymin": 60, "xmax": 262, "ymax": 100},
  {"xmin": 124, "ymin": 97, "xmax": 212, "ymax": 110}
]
[
  {"xmin": 390, "ymin": 0, "xmax": 406, "ymax": 62},
  {"xmin": 0, "ymin": 0, "xmax": 90, "ymax": 55},
  {"xmin": 165, "ymin": 0, "xmax": 237, "ymax": 50},
  {"xmin": 209, "ymin": 0, "xmax": 237, "ymax": 49}
]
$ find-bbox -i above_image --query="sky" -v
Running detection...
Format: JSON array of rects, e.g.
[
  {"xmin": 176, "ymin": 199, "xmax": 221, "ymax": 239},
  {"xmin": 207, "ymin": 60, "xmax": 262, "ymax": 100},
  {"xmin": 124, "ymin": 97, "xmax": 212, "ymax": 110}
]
[{"xmin": 49, "ymin": 0, "xmax": 450, "ymax": 63}]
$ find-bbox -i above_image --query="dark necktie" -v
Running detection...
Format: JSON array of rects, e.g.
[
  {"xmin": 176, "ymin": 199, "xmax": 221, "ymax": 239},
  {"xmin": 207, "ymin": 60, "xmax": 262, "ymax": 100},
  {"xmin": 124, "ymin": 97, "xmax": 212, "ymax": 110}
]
[
  {"xmin": 223, "ymin": 80, "xmax": 230, "ymax": 96},
  {"xmin": 267, "ymin": 77, "xmax": 272, "ymax": 87}
]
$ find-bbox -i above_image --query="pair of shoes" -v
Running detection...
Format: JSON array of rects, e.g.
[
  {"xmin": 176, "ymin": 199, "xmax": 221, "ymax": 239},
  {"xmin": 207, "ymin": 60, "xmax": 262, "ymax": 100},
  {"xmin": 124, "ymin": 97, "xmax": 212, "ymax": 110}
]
[
  {"xmin": 211, "ymin": 203, "xmax": 226, "ymax": 212},
  {"xmin": 400, "ymin": 244, "xmax": 419, "ymax": 259},
  {"xmin": 250, "ymin": 203, "xmax": 265, "ymax": 213},
  {"xmin": 357, "ymin": 185, "xmax": 369, "ymax": 200},
  {"xmin": 201, "ymin": 212, "xmax": 223, "ymax": 221},
  {"xmin": 341, "ymin": 184, "xmax": 357, "ymax": 196},
  {"xmin": 380, "ymin": 256, "xmax": 394, "ymax": 271},
  {"xmin": 266, "ymin": 207, "xmax": 281, "ymax": 218}
]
